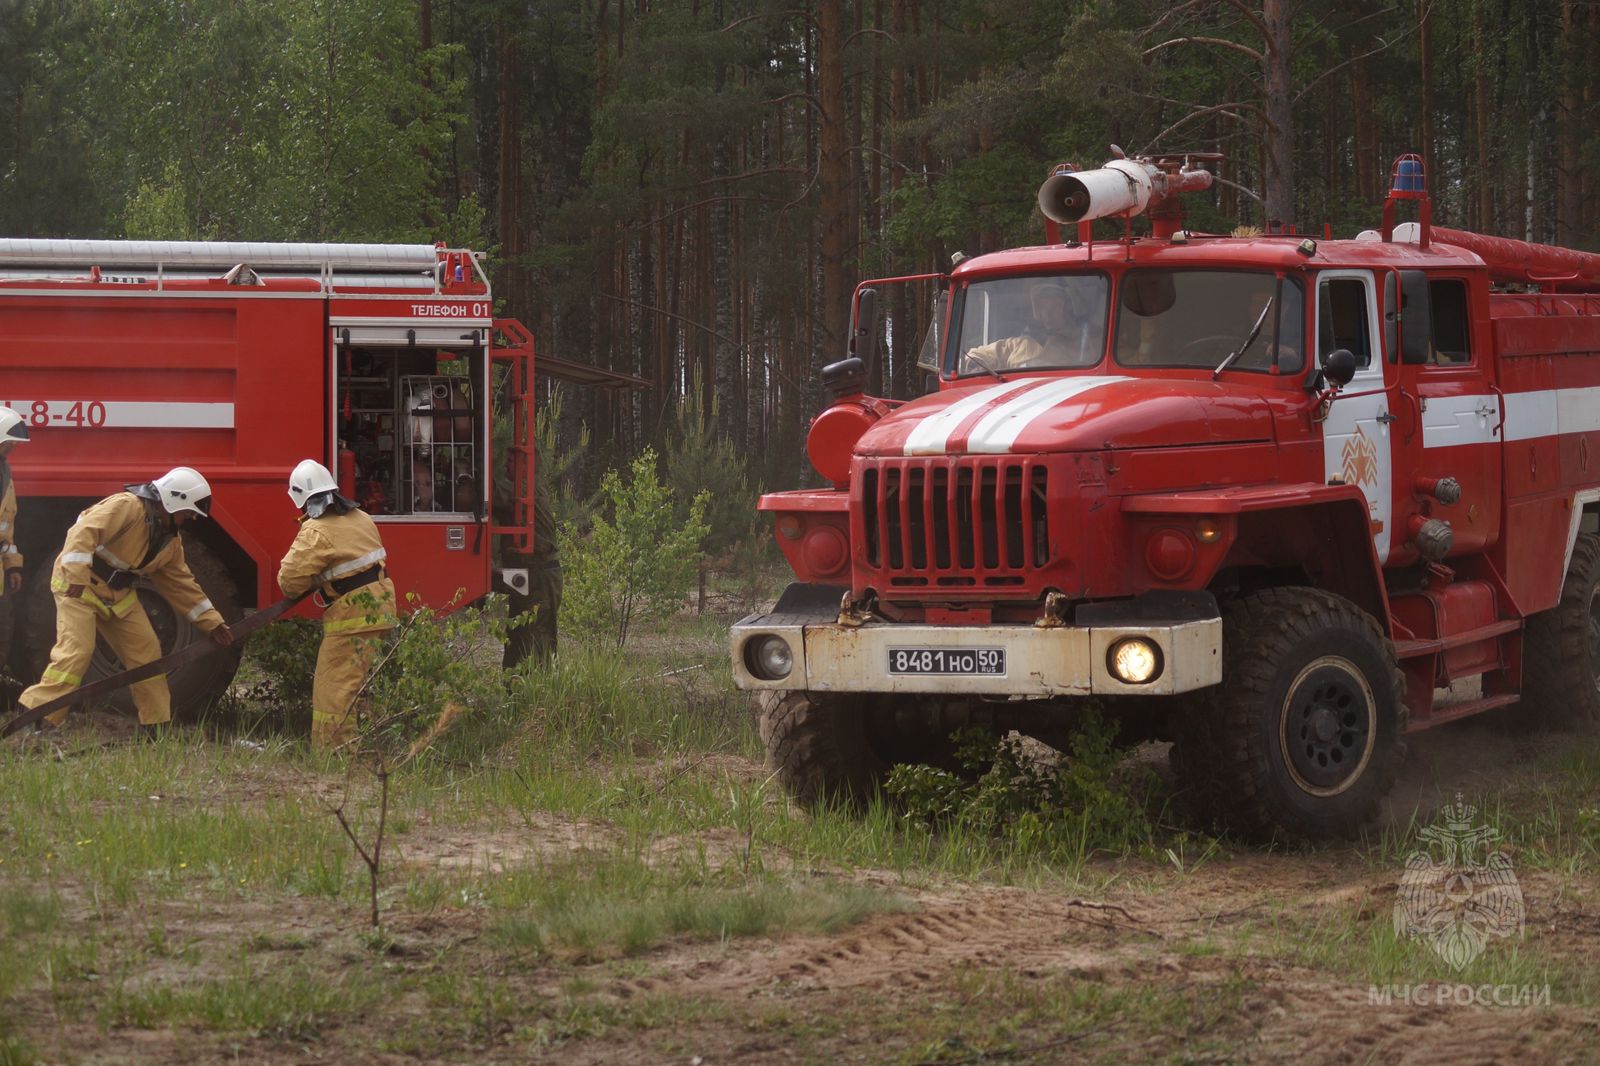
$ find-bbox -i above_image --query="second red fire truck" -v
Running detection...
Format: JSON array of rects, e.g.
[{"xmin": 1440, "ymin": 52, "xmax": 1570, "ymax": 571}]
[
  {"xmin": 0, "ymin": 238, "xmax": 632, "ymax": 715},
  {"xmin": 733, "ymin": 153, "xmax": 1600, "ymax": 841}
]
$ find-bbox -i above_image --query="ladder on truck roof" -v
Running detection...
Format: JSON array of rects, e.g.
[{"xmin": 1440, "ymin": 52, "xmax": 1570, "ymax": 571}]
[{"xmin": 0, "ymin": 237, "xmax": 488, "ymax": 295}]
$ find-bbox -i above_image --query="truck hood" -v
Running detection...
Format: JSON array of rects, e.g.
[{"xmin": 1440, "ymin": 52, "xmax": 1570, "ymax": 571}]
[{"xmin": 856, "ymin": 375, "xmax": 1275, "ymax": 457}]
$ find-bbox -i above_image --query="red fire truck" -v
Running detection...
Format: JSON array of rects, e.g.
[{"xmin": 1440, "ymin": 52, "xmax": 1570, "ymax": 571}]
[
  {"xmin": 0, "ymin": 238, "xmax": 584, "ymax": 714},
  {"xmin": 733, "ymin": 153, "xmax": 1600, "ymax": 842}
]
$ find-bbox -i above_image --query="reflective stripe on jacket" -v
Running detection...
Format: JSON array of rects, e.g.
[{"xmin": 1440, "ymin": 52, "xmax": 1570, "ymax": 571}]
[
  {"xmin": 277, "ymin": 508, "xmax": 397, "ymax": 635},
  {"xmin": 51, "ymin": 492, "xmax": 224, "ymax": 629}
]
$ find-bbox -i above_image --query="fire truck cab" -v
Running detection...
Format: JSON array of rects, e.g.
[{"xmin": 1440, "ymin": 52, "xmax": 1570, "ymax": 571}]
[
  {"xmin": 733, "ymin": 154, "xmax": 1600, "ymax": 842},
  {"xmin": 0, "ymin": 238, "xmax": 545, "ymax": 716}
]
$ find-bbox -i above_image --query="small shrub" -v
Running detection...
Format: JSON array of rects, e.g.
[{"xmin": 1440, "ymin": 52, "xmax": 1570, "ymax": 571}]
[
  {"xmin": 325, "ymin": 595, "xmax": 513, "ymax": 928},
  {"xmin": 885, "ymin": 714, "xmax": 1166, "ymax": 861},
  {"xmin": 558, "ymin": 448, "xmax": 709, "ymax": 647},
  {"xmin": 361, "ymin": 593, "xmax": 512, "ymax": 752},
  {"xmin": 663, "ymin": 371, "xmax": 759, "ymax": 560},
  {"xmin": 230, "ymin": 617, "xmax": 322, "ymax": 733}
]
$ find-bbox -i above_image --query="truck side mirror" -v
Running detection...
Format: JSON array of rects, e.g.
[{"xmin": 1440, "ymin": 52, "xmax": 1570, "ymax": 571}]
[
  {"xmin": 851, "ymin": 288, "xmax": 880, "ymax": 380},
  {"xmin": 1323, "ymin": 348, "xmax": 1357, "ymax": 387}
]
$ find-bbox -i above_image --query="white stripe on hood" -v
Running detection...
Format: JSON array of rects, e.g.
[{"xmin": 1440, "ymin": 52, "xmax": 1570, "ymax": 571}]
[{"xmin": 902, "ymin": 378, "xmax": 1037, "ymax": 456}]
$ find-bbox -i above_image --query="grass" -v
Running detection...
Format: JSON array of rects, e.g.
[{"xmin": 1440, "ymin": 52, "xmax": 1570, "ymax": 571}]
[
  {"xmin": 5, "ymin": 577, "xmax": 1600, "ymax": 1058},
  {"xmin": 1372, "ymin": 736, "xmax": 1600, "ymax": 875},
  {"xmin": 0, "ymin": 603, "xmax": 923, "ymax": 1053},
  {"xmin": 482, "ymin": 851, "xmax": 905, "ymax": 960},
  {"xmin": 1256, "ymin": 898, "xmax": 1570, "ymax": 992},
  {"xmin": 811, "ymin": 965, "xmax": 1260, "ymax": 1065},
  {"xmin": 98, "ymin": 959, "xmax": 373, "ymax": 1039},
  {"xmin": 0, "ymin": 740, "xmax": 349, "ymax": 905}
]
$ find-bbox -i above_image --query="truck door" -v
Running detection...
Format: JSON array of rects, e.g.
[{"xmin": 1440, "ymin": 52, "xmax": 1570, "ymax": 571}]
[
  {"xmin": 1393, "ymin": 272, "xmax": 1502, "ymax": 556},
  {"xmin": 1318, "ymin": 270, "xmax": 1394, "ymax": 563}
]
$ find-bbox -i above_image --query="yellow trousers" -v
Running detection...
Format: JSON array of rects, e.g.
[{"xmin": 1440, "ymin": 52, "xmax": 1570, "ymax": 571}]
[
  {"xmin": 21, "ymin": 589, "xmax": 169, "ymax": 726},
  {"xmin": 310, "ymin": 627, "xmax": 392, "ymax": 750}
]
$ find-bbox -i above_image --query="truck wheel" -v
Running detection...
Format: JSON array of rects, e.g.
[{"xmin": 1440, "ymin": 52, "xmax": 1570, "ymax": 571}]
[
  {"xmin": 17, "ymin": 540, "xmax": 244, "ymax": 724},
  {"xmin": 1522, "ymin": 532, "xmax": 1600, "ymax": 729},
  {"xmin": 1171, "ymin": 587, "xmax": 1406, "ymax": 842},
  {"xmin": 759, "ymin": 691, "xmax": 889, "ymax": 808}
]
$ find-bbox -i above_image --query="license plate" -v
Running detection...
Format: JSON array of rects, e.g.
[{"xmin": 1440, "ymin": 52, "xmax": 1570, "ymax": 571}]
[{"xmin": 887, "ymin": 647, "xmax": 1006, "ymax": 676}]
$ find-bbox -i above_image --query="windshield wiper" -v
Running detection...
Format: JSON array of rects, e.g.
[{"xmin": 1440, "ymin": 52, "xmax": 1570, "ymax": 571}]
[
  {"xmin": 1213, "ymin": 297, "xmax": 1274, "ymax": 380},
  {"xmin": 965, "ymin": 353, "xmax": 1008, "ymax": 382}
]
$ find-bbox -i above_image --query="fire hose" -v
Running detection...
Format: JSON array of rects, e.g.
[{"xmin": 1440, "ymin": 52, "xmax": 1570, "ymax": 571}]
[{"xmin": 0, "ymin": 590, "xmax": 313, "ymax": 739}]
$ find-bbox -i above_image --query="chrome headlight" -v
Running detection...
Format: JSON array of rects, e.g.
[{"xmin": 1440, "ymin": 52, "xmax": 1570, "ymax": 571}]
[
  {"xmin": 746, "ymin": 634, "xmax": 794, "ymax": 681},
  {"xmin": 1108, "ymin": 637, "xmax": 1162, "ymax": 685}
]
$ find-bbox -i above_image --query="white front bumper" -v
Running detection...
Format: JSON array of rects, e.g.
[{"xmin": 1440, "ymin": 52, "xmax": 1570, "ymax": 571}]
[{"xmin": 731, "ymin": 616, "xmax": 1221, "ymax": 697}]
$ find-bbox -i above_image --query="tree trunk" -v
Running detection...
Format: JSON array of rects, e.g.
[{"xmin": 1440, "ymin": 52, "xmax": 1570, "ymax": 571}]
[
  {"xmin": 1261, "ymin": 0, "xmax": 1294, "ymax": 229},
  {"xmin": 1558, "ymin": 0, "xmax": 1581, "ymax": 245},
  {"xmin": 888, "ymin": 0, "xmax": 912, "ymax": 400},
  {"xmin": 1351, "ymin": 60, "xmax": 1375, "ymax": 204},
  {"xmin": 1418, "ymin": 0, "xmax": 1434, "ymax": 188},
  {"xmin": 1473, "ymin": 2, "xmax": 1493, "ymax": 232},
  {"xmin": 818, "ymin": 0, "xmax": 851, "ymax": 368},
  {"xmin": 494, "ymin": 14, "xmax": 521, "ymax": 303}
]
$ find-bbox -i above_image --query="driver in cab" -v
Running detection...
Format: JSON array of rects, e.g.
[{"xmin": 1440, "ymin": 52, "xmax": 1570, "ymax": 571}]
[{"xmin": 962, "ymin": 280, "xmax": 1096, "ymax": 373}]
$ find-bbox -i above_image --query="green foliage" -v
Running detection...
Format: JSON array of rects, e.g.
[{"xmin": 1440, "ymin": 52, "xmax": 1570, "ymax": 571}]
[
  {"xmin": 360, "ymin": 594, "xmax": 512, "ymax": 755},
  {"xmin": 557, "ymin": 448, "xmax": 709, "ymax": 648},
  {"xmin": 122, "ymin": 161, "xmax": 190, "ymax": 241},
  {"xmin": 2, "ymin": 0, "xmax": 470, "ymax": 242},
  {"xmin": 663, "ymin": 371, "xmax": 758, "ymax": 559},
  {"xmin": 531, "ymin": 387, "xmax": 598, "ymax": 531},
  {"xmin": 232, "ymin": 618, "xmax": 322, "ymax": 733},
  {"xmin": 885, "ymin": 715, "xmax": 1166, "ymax": 860}
]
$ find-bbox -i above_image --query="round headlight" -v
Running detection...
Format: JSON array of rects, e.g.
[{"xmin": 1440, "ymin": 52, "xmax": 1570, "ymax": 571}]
[
  {"xmin": 1108, "ymin": 637, "xmax": 1162, "ymax": 685},
  {"xmin": 747, "ymin": 634, "xmax": 794, "ymax": 681}
]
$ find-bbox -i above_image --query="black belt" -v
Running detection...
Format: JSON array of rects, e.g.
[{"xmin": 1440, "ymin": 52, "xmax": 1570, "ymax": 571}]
[
  {"xmin": 327, "ymin": 565, "xmax": 384, "ymax": 598},
  {"xmin": 90, "ymin": 556, "xmax": 139, "ymax": 590}
]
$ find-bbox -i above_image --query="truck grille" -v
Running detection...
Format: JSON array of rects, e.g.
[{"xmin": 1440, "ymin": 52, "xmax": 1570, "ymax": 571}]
[{"xmin": 859, "ymin": 458, "xmax": 1051, "ymax": 588}]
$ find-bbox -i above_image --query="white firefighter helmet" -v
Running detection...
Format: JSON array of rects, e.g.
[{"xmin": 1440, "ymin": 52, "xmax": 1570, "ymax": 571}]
[
  {"xmin": 0, "ymin": 408, "xmax": 30, "ymax": 444},
  {"xmin": 150, "ymin": 466, "xmax": 213, "ymax": 516},
  {"xmin": 287, "ymin": 459, "xmax": 339, "ymax": 509}
]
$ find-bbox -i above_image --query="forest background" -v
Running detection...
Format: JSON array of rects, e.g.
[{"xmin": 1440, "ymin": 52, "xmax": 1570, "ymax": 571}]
[{"xmin": 3, "ymin": 0, "xmax": 1597, "ymax": 522}]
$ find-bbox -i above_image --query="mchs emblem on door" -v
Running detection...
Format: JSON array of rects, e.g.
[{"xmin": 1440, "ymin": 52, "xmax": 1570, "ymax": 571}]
[{"xmin": 1341, "ymin": 425, "xmax": 1380, "ymax": 489}]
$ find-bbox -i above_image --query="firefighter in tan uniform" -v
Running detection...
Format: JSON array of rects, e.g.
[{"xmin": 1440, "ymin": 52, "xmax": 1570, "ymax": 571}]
[
  {"xmin": 961, "ymin": 280, "xmax": 1098, "ymax": 372},
  {"xmin": 277, "ymin": 459, "xmax": 397, "ymax": 749},
  {"xmin": 17, "ymin": 467, "xmax": 235, "ymax": 733},
  {"xmin": 0, "ymin": 410, "xmax": 30, "ymax": 595}
]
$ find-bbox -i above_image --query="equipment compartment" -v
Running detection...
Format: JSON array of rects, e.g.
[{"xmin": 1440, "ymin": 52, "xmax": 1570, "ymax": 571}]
[{"xmin": 336, "ymin": 348, "xmax": 484, "ymax": 518}]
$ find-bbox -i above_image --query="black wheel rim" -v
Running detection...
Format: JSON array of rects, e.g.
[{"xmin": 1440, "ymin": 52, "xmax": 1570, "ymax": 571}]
[{"xmin": 1279, "ymin": 655, "xmax": 1377, "ymax": 797}]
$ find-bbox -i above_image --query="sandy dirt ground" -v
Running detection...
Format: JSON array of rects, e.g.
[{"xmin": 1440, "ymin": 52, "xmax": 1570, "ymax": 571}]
[{"xmin": 8, "ymin": 713, "xmax": 1600, "ymax": 1065}]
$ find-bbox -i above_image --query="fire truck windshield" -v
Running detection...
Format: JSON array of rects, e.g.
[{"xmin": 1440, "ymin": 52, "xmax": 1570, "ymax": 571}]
[
  {"xmin": 954, "ymin": 273, "xmax": 1109, "ymax": 376},
  {"xmin": 1114, "ymin": 270, "xmax": 1305, "ymax": 374}
]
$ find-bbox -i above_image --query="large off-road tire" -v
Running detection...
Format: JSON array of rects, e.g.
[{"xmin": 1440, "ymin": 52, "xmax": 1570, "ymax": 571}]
[
  {"xmin": 16, "ymin": 539, "xmax": 244, "ymax": 724},
  {"xmin": 758, "ymin": 691, "xmax": 984, "ymax": 809},
  {"xmin": 759, "ymin": 691, "xmax": 890, "ymax": 808},
  {"xmin": 1170, "ymin": 587, "xmax": 1406, "ymax": 843},
  {"xmin": 1522, "ymin": 531, "xmax": 1600, "ymax": 729}
]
